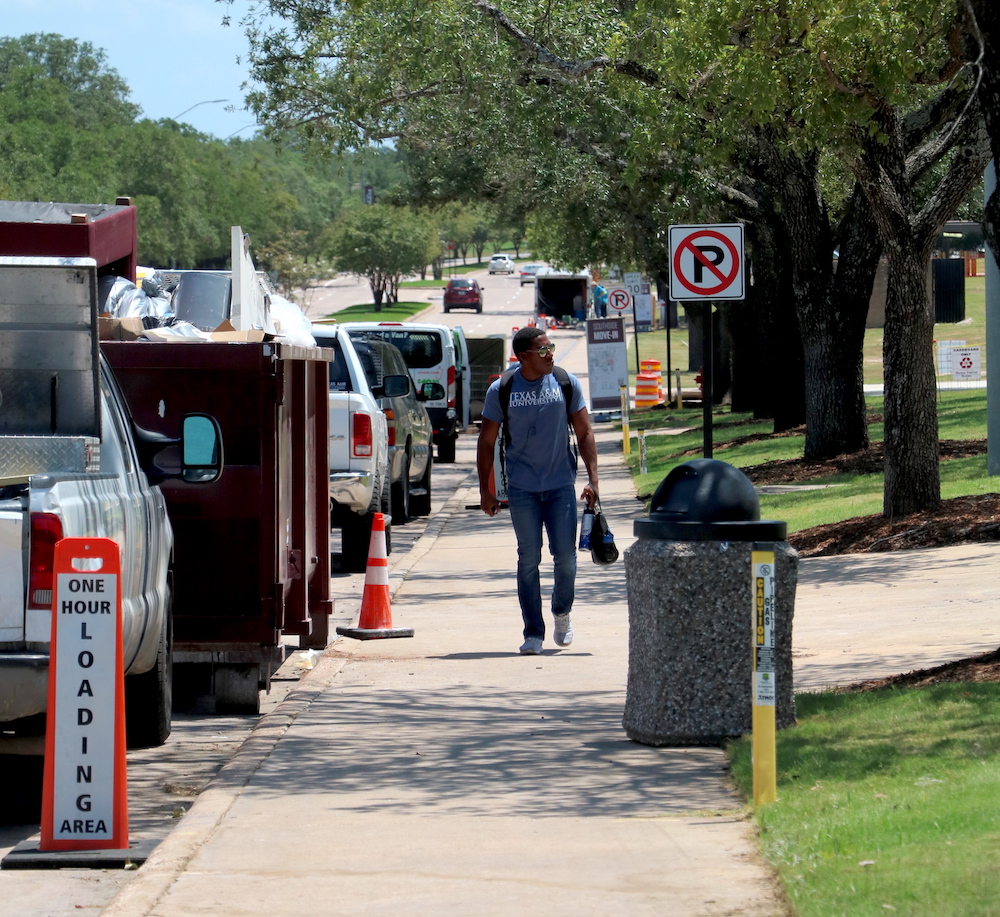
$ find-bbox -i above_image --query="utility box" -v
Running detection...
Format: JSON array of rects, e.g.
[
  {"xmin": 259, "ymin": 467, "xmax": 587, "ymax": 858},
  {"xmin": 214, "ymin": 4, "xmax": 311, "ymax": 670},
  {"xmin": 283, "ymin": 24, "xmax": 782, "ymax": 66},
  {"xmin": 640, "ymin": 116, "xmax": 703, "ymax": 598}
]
[
  {"xmin": 622, "ymin": 459, "xmax": 797, "ymax": 746},
  {"xmin": 102, "ymin": 341, "xmax": 333, "ymax": 712},
  {"xmin": 933, "ymin": 258, "xmax": 966, "ymax": 323}
]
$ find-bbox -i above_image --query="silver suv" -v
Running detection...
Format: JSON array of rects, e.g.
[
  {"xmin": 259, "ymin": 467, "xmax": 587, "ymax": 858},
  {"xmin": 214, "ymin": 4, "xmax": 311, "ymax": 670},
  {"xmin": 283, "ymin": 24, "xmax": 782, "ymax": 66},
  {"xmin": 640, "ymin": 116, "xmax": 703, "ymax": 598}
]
[{"xmin": 488, "ymin": 254, "xmax": 515, "ymax": 274}]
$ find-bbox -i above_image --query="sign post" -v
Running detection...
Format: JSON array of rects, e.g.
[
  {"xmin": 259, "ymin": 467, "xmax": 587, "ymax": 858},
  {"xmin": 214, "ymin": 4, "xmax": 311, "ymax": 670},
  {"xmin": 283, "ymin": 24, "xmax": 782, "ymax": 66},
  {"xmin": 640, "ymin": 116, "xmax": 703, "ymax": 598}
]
[
  {"xmin": 41, "ymin": 538, "xmax": 129, "ymax": 852},
  {"xmin": 620, "ymin": 385, "xmax": 631, "ymax": 456},
  {"xmin": 668, "ymin": 224, "xmax": 746, "ymax": 459},
  {"xmin": 751, "ymin": 544, "xmax": 777, "ymax": 806},
  {"xmin": 624, "ymin": 272, "xmax": 643, "ymax": 384}
]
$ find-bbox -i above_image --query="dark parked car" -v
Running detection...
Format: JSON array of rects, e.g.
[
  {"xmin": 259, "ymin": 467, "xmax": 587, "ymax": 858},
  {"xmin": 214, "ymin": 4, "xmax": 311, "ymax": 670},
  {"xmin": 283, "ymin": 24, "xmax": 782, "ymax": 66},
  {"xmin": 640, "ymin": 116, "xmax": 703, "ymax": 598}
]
[
  {"xmin": 443, "ymin": 278, "xmax": 483, "ymax": 313},
  {"xmin": 350, "ymin": 335, "xmax": 434, "ymax": 523}
]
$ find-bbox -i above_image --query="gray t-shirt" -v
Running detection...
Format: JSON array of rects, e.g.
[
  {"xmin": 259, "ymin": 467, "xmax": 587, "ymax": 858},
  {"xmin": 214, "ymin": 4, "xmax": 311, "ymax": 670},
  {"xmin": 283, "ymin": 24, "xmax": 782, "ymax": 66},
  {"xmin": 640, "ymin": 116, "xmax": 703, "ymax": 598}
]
[{"xmin": 482, "ymin": 367, "xmax": 586, "ymax": 492}]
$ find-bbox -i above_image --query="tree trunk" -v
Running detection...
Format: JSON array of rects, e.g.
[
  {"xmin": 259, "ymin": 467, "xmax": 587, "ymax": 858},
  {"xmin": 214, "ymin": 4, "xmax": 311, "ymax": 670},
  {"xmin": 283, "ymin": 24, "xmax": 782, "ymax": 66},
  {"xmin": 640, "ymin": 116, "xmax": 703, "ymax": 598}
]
[
  {"xmin": 737, "ymin": 213, "xmax": 805, "ymax": 429},
  {"xmin": 744, "ymin": 136, "xmax": 872, "ymax": 455},
  {"xmin": 853, "ymin": 94, "xmax": 989, "ymax": 515},
  {"xmin": 683, "ymin": 304, "xmax": 704, "ymax": 373},
  {"xmin": 713, "ymin": 305, "xmax": 733, "ymax": 405},
  {"xmin": 371, "ymin": 272, "xmax": 385, "ymax": 310},
  {"xmin": 882, "ymin": 244, "xmax": 941, "ymax": 515}
]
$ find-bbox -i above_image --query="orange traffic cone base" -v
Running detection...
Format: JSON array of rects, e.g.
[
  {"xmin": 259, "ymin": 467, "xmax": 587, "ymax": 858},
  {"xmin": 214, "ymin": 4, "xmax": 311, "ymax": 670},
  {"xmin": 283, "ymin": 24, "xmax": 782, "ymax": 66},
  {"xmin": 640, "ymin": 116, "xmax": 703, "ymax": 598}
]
[
  {"xmin": 336, "ymin": 512, "xmax": 414, "ymax": 641},
  {"xmin": 335, "ymin": 624, "xmax": 414, "ymax": 641}
]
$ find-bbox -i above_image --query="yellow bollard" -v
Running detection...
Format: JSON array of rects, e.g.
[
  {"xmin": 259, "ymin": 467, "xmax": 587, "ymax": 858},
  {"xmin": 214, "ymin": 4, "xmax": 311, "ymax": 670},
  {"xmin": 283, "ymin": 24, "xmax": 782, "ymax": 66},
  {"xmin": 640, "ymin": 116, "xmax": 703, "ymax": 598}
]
[
  {"xmin": 751, "ymin": 545, "xmax": 777, "ymax": 806},
  {"xmin": 620, "ymin": 384, "xmax": 631, "ymax": 456}
]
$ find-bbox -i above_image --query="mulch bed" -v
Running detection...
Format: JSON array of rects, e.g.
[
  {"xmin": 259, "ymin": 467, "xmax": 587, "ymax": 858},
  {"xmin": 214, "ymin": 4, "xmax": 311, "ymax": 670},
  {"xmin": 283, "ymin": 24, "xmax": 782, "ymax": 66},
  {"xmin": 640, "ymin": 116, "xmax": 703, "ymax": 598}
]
[
  {"xmin": 788, "ymin": 492, "xmax": 1000, "ymax": 556},
  {"xmin": 735, "ymin": 437, "xmax": 998, "ymax": 688},
  {"xmin": 835, "ymin": 647, "xmax": 1000, "ymax": 691}
]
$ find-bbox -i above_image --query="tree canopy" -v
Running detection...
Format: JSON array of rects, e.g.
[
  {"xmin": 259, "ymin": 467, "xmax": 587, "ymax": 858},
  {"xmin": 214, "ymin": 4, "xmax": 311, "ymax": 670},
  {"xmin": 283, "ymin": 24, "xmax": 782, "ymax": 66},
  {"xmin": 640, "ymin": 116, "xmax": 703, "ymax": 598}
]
[
  {"xmin": 0, "ymin": 32, "xmax": 415, "ymax": 272},
  {"xmin": 234, "ymin": 0, "xmax": 990, "ymax": 515}
]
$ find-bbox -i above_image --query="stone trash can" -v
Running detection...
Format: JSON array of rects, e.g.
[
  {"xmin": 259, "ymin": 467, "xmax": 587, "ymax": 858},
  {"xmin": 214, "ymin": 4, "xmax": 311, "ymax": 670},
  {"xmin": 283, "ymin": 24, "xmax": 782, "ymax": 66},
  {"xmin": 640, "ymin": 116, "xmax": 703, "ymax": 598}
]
[{"xmin": 622, "ymin": 459, "xmax": 798, "ymax": 746}]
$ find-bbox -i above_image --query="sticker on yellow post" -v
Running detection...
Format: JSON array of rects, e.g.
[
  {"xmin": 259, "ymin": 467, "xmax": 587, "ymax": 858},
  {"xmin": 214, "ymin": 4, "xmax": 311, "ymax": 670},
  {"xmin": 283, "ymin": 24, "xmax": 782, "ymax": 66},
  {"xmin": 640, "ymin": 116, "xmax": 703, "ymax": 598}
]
[{"xmin": 751, "ymin": 546, "xmax": 777, "ymax": 806}]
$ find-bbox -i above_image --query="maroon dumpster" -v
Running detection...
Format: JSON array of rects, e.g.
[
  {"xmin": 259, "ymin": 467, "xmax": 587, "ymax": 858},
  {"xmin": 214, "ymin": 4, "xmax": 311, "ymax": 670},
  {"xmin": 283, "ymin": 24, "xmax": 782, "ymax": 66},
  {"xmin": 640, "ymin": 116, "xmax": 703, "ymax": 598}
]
[
  {"xmin": 0, "ymin": 199, "xmax": 332, "ymax": 714},
  {"xmin": 102, "ymin": 341, "xmax": 332, "ymax": 712}
]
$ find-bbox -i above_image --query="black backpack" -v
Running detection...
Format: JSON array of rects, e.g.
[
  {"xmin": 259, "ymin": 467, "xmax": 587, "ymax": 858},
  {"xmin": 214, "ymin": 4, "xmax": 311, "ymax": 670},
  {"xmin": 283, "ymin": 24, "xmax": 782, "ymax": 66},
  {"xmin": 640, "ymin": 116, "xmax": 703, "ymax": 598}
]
[{"xmin": 497, "ymin": 365, "xmax": 575, "ymax": 489}]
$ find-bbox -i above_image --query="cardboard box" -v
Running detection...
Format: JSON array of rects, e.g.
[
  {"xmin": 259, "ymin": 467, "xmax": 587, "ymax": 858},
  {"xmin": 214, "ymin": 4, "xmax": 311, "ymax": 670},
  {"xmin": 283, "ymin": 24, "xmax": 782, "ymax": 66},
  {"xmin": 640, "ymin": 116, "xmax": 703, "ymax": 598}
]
[{"xmin": 98, "ymin": 315, "xmax": 146, "ymax": 341}]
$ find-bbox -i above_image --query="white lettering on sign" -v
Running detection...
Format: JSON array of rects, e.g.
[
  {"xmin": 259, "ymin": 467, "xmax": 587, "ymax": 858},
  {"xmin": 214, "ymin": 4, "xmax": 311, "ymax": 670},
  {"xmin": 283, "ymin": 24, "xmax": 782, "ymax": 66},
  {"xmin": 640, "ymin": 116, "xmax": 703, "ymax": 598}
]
[
  {"xmin": 52, "ymin": 573, "xmax": 117, "ymax": 840},
  {"xmin": 586, "ymin": 317, "xmax": 629, "ymax": 412}
]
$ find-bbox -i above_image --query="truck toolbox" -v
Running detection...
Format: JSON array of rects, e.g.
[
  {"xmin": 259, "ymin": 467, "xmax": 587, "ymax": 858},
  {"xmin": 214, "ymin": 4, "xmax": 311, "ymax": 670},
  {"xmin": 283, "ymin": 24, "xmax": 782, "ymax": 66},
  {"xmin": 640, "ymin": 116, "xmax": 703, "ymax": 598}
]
[
  {"xmin": 0, "ymin": 255, "xmax": 190, "ymax": 750},
  {"xmin": 102, "ymin": 341, "xmax": 333, "ymax": 712}
]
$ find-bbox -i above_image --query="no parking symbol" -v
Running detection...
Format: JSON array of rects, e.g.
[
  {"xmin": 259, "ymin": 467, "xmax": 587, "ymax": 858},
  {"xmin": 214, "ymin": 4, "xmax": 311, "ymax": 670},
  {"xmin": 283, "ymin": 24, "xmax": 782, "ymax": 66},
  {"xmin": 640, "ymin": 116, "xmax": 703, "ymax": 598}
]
[
  {"xmin": 669, "ymin": 224, "xmax": 745, "ymax": 301},
  {"xmin": 608, "ymin": 288, "xmax": 631, "ymax": 311}
]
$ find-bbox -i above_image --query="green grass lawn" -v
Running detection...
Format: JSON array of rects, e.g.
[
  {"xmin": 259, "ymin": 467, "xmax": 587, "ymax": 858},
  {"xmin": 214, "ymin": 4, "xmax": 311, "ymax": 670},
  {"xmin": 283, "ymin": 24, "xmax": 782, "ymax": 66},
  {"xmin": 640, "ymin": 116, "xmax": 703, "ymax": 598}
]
[
  {"xmin": 317, "ymin": 300, "xmax": 429, "ymax": 324},
  {"xmin": 625, "ymin": 388, "xmax": 994, "ymax": 532},
  {"xmin": 863, "ymin": 274, "xmax": 984, "ymax": 385},
  {"xmin": 727, "ymin": 686, "xmax": 1000, "ymax": 917}
]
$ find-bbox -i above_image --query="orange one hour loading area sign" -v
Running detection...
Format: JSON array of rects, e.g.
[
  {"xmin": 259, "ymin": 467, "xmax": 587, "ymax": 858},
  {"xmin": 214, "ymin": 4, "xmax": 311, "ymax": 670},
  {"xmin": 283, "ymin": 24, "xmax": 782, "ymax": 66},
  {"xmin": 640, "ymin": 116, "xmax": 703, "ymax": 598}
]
[
  {"xmin": 41, "ymin": 538, "xmax": 129, "ymax": 851},
  {"xmin": 668, "ymin": 224, "xmax": 745, "ymax": 301}
]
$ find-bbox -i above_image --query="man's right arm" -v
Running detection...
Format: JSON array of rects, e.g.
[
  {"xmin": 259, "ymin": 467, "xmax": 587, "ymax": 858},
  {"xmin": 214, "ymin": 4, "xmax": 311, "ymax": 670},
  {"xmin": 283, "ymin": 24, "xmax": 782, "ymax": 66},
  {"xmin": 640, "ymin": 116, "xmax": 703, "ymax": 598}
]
[{"xmin": 477, "ymin": 418, "xmax": 501, "ymax": 516}]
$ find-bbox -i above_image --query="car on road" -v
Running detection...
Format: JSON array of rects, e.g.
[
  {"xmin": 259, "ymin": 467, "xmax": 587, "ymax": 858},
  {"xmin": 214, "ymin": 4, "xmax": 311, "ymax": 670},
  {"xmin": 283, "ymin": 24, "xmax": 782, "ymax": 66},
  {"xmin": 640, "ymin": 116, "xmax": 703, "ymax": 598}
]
[
  {"xmin": 488, "ymin": 254, "xmax": 516, "ymax": 274},
  {"xmin": 443, "ymin": 277, "xmax": 483, "ymax": 313},
  {"xmin": 349, "ymin": 334, "xmax": 434, "ymax": 524},
  {"xmin": 519, "ymin": 263, "xmax": 544, "ymax": 285}
]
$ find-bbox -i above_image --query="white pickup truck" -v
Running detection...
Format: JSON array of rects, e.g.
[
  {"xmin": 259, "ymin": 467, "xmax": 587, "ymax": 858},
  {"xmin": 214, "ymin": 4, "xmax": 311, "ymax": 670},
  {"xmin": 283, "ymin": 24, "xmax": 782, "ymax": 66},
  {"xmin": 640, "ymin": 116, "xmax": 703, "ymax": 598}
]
[
  {"xmin": 312, "ymin": 323, "xmax": 392, "ymax": 572},
  {"xmin": 0, "ymin": 257, "xmax": 223, "ymax": 753}
]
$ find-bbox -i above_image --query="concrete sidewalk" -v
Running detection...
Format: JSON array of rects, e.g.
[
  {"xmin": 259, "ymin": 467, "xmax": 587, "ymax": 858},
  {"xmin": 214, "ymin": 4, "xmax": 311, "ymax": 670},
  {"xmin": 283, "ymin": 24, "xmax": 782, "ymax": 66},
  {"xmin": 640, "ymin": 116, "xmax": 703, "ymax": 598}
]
[
  {"xmin": 101, "ymin": 426, "xmax": 1000, "ymax": 917},
  {"xmin": 103, "ymin": 432, "xmax": 787, "ymax": 917}
]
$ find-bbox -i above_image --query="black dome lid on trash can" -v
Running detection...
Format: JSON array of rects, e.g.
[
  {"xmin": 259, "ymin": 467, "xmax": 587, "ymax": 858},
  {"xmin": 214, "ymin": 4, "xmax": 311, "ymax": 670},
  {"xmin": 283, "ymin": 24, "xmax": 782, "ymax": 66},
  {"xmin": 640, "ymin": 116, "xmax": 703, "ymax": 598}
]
[{"xmin": 634, "ymin": 458, "xmax": 787, "ymax": 541}]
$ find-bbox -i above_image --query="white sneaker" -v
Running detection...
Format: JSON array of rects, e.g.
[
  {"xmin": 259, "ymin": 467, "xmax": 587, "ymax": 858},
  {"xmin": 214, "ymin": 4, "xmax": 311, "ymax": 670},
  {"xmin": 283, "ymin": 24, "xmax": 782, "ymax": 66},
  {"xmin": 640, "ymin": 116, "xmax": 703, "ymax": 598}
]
[
  {"xmin": 553, "ymin": 613, "xmax": 574, "ymax": 647},
  {"xmin": 519, "ymin": 637, "xmax": 543, "ymax": 655}
]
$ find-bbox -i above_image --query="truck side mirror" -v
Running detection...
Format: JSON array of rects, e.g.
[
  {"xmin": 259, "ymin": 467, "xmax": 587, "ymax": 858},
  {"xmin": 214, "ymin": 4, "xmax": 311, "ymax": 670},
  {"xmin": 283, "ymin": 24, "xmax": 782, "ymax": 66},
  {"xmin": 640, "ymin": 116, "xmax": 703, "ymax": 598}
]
[
  {"xmin": 381, "ymin": 374, "xmax": 410, "ymax": 398},
  {"xmin": 181, "ymin": 414, "xmax": 224, "ymax": 483},
  {"xmin": 133, "ymin": 414, "xmax": 224, "ymax": 484}
]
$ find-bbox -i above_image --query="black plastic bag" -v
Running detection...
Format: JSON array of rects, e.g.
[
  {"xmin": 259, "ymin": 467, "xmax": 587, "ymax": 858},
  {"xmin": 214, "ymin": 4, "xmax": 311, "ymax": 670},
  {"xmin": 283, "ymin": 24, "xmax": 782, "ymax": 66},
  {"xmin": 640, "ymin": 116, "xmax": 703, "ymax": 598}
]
[{"xmin": 590, "ymin": 499, "xmax": 619, "ymax": 565}]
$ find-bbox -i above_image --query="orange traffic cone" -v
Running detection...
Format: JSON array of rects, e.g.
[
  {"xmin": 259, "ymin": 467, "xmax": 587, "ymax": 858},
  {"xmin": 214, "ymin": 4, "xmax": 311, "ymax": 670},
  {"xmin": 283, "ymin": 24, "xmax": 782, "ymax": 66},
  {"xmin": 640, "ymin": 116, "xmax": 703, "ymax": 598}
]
[{"xmin": 336, "ymin": 513, "xmax": 414, "ymax": 640}]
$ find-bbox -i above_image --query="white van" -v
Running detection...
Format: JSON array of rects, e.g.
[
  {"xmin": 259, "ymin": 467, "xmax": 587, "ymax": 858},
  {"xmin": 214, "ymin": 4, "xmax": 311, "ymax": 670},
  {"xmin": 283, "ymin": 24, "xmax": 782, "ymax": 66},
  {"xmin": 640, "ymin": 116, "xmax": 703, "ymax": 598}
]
[{"xmin": 339, "ymin": 322, "xmax": 470, "ymax": 462}]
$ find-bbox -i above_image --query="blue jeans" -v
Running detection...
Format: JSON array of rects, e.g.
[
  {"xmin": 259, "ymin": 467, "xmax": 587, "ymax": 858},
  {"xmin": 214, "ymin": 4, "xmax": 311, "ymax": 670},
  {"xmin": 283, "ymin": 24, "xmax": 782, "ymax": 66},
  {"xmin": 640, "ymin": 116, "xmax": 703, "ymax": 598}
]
[{"xmin": 506, "ymin": 484, "xmax": 578, "ymax": 640}]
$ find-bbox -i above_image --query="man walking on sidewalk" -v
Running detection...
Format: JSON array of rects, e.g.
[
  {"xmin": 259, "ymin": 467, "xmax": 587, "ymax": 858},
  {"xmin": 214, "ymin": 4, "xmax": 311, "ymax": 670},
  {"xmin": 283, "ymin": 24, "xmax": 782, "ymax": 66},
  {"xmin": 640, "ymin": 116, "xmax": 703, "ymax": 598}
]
[{"xmin": 477, "ymin": 327, "xmax": 599, "ymax": 655}]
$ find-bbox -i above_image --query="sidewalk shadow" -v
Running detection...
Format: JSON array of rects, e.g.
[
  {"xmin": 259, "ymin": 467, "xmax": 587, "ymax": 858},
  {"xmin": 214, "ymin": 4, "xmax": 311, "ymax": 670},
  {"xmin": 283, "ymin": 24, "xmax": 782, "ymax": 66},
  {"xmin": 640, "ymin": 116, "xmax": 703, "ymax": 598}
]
[{"xmin": 236, "ymin": 685, "xmax": 741, "ymax": 817}]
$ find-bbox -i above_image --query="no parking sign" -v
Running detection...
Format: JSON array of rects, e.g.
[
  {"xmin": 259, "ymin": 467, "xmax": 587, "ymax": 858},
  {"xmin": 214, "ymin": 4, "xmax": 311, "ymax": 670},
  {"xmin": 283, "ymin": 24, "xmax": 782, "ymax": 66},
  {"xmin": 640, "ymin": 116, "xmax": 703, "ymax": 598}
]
[
  {"xmin": 608, "ymin": 288, "xmax": 631, "ymax": 311},
  {"xmin": 669, "ymin": 224, "xmax": 745, "ymax": 301}
]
